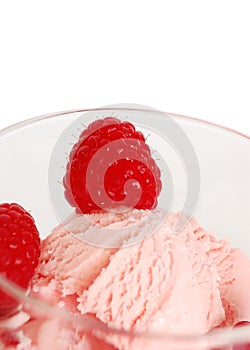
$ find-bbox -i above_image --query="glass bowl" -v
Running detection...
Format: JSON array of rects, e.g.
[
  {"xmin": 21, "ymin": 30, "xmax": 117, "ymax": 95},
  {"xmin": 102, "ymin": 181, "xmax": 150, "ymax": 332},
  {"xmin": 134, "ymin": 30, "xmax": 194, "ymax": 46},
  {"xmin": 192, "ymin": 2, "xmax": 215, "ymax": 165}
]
[{"xmin": 0, "ymin": 107, "xmax": 249, "ymax": 349}]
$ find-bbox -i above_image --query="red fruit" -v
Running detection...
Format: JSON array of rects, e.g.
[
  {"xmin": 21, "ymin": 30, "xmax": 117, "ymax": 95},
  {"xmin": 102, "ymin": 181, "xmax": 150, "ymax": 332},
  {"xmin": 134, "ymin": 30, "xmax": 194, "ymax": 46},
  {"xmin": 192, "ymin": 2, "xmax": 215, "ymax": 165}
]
[
  {"xmin": 0, "ymin": 330, "xmax": 20, "ymax": 347},
  {"xmin": 212, "ymin": 323, "xmax": 250, "ymax": 350},
  {"xmin": 0, "ymin": 203, "xmax": 40, "ymax": 315},
  {"xmin": 64, "ymin": 117, "xmax": 162, "ymax": 214},
  {"xmin": 233, "ymin": 322, "xmax": 250, "ymax": 350},
  {"xmin": 235, "ymin": 322, "xmax": 250, "ymax": 327}
]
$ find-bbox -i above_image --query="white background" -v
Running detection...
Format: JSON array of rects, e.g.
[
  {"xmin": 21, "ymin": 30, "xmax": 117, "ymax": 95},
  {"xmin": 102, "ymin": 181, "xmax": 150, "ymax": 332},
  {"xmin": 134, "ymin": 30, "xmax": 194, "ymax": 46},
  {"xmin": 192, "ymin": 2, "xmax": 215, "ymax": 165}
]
[{"xmin": 0, "ymin": 0, "xmax": 249, "ymax": 134}]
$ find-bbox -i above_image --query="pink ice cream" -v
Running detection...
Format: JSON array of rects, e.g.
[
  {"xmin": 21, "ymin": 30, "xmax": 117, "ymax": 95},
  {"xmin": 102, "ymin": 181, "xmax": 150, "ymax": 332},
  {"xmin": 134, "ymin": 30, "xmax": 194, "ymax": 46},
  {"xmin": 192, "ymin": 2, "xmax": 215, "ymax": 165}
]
[
  {"xmin": 31, "ymin": 209, "xmax": 250, "ymax": 348},
  {"xmin": 1, "ymin": 209, "xmax": 250, "ymax": 349},
  {"xmin": 0, "ymin": 310, "xmax": 114, "ymax": 349}
]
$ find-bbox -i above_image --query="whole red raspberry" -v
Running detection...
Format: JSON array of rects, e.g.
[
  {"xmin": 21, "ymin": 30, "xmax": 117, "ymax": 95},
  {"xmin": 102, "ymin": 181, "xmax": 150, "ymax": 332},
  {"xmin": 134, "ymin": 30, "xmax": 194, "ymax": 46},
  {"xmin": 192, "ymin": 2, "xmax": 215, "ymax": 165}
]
[
  {"xmin": 64, "ymin": 117, "xmax": 162, "ymax": 214},
  {"xmin": 0, "ymin": 203, "xmax": 40, "ymax": 315}
]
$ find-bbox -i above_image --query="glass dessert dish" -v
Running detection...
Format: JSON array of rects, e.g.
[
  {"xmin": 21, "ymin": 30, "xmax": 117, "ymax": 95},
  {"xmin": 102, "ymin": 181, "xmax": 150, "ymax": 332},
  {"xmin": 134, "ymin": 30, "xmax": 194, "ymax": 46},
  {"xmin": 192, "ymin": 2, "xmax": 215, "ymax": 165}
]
[{"xmin": 0, "ymin": 107, "xmax": 249, "ymax": 349}]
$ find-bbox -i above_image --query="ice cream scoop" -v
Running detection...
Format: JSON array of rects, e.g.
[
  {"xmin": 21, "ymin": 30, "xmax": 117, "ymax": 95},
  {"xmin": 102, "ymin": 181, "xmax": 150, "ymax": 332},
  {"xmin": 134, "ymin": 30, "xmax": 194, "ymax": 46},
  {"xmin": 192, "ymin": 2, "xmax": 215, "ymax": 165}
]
[{"xmin": 30, "ymin": 209, "xmax": 250, "ymax": 348}]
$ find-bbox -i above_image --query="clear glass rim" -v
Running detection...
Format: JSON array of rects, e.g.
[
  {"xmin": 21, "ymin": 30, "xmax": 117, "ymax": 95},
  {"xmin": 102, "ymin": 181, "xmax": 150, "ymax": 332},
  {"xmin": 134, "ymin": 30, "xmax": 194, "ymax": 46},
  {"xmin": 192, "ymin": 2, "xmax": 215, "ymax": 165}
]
[
  {"xmin": 0, "ymin": 108, "xmax": 249, "ymax": 347},
  {"xmin": 0, "ymin": 107, "xmax": 249, "ymax": 142}
]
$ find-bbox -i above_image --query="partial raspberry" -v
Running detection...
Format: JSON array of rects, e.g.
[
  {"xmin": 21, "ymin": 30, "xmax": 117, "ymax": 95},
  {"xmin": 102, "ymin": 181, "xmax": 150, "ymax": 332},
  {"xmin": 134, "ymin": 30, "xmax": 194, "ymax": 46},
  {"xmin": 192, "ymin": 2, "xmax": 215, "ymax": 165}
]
[
  {"xmin": 0, "ymin": 203, "xmax": 40, "ymax": 315},
  {"xmin": 64, "ymin": 117, "xmax": 162, "ymax": 214},
  {"xmin": 212, "ymin": 323, "xmax": 250, "ymax": 350},
  {"xmin": 235, "ymin": 322, "xmax": 250, "ymax": 327},
  {"xmin": 233, "ymin": 322, "xmax": 250, "ymax": 350},
  {"xmin": 0, "ymin": 330, "xmax": 20, "ymax": 347}
]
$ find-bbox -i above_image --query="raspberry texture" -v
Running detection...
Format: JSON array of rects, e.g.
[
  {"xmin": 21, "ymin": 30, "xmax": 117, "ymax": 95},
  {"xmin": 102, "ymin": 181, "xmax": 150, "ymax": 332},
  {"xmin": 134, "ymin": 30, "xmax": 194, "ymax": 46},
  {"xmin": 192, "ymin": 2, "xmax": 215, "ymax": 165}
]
[
  {"xmin": 64, "ymin": 117, "xmax": 162, "ymax": 214},
  {"xmin": 0, "ymin": 203, "xmax": 40, "ymax": 314}
]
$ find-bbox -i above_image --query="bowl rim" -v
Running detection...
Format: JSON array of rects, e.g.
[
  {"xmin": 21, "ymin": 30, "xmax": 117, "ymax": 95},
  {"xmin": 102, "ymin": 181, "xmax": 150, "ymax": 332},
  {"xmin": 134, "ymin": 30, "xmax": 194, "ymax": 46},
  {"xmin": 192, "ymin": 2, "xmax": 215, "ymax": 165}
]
[
  {"xmin": 0, "ymin": 108, "xmax": 250, "ymax": 347},
  {"xmin": 1, "ymin": 273, "xmax": 249, "ymax": 348},
  {"xmin": 0, "ymin": 107, "xmax": 249, "ymax": 142}
]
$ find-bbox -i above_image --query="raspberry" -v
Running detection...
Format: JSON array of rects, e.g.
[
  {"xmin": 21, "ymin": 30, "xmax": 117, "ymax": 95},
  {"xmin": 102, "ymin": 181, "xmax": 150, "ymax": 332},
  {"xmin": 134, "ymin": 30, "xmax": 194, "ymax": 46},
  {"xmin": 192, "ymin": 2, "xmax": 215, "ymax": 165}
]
[
  {"xmin": 235, "ymin": 322, "xmax": 250, "ymax": 327},
  {"xmin": 0, "ymin": 330, "xmax": 20, "ymax": 347},
  {"xmin": 0, "ymin": 203, "xmax": 40, "ymax": 315},
  {"xmin": 64, "ymin": 117, "xmax": 162, "ymax": 214},
  {"xmin": 233, "ymin": 322, "xmax": 250, "ymax": 350}
]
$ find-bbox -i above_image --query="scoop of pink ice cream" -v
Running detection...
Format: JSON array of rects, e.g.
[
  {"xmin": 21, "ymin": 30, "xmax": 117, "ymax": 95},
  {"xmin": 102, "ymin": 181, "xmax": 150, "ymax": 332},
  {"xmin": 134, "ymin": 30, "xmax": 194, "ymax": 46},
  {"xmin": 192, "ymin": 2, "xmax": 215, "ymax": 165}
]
[{"xmin": 31, "ymin": 208, "xmax": 250, "ymax": 348}]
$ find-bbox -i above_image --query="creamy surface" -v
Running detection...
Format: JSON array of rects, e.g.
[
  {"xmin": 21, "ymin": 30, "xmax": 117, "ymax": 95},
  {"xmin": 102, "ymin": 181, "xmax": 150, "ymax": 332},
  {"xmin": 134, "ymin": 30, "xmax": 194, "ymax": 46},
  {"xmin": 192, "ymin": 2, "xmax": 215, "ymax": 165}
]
[{"xmin": 1, "ymin": 209, "xmax": 250, "ymax": 349}]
